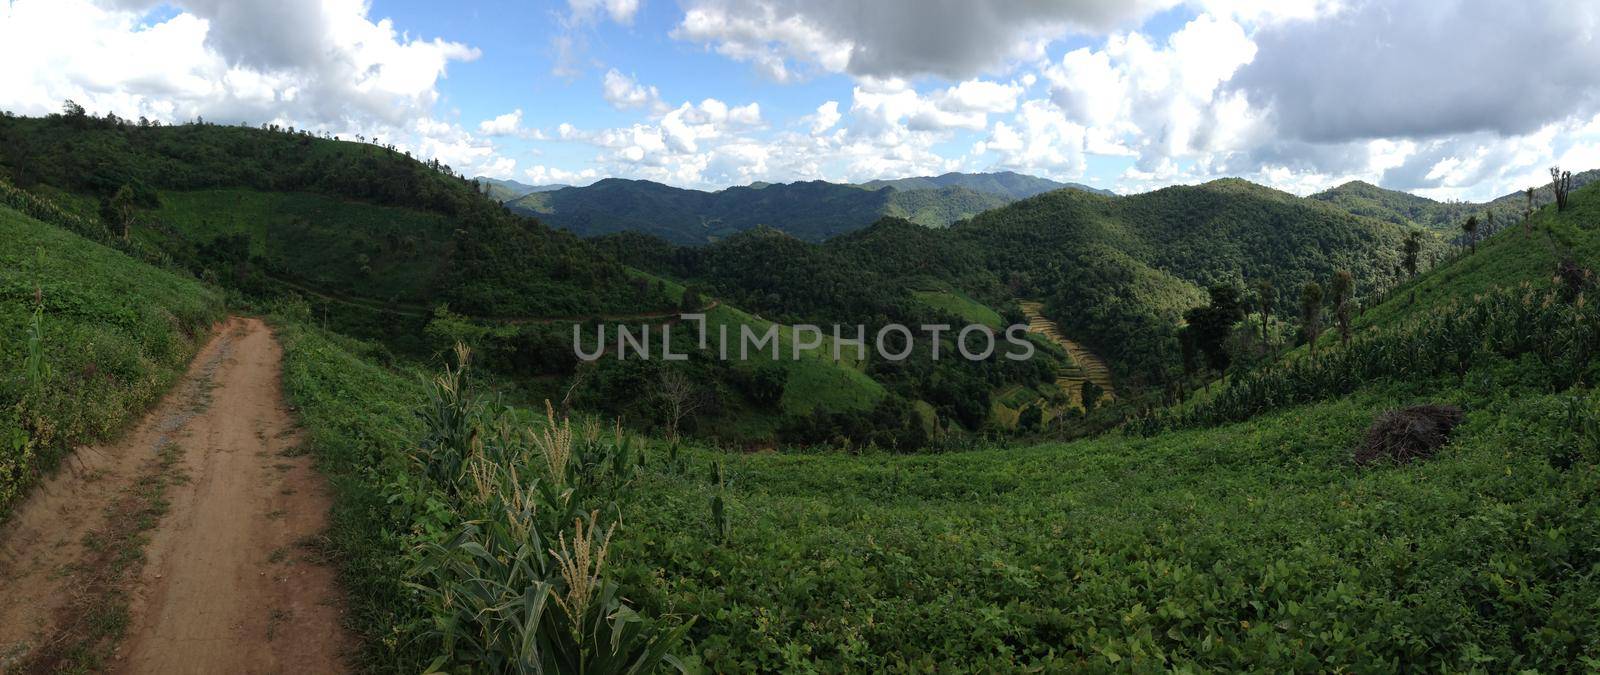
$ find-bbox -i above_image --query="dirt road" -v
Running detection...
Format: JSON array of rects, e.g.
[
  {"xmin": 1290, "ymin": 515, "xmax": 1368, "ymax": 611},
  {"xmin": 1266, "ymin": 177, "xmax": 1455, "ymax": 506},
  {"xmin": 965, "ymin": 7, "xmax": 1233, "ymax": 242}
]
[{"xmin": 0, "ymin": 317, "xmax": 349, "ymax": 673}]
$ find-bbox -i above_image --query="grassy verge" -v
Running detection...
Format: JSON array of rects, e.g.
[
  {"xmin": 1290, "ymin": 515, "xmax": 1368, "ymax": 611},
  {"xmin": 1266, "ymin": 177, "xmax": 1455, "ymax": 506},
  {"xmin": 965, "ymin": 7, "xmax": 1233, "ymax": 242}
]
[
  {"xmin": 273, "ymin": 316, "xmax": 430, "ymax": 671},
  {"xmin": 0, "ymin": 203, "xmax": 224, "ymax": 515}
]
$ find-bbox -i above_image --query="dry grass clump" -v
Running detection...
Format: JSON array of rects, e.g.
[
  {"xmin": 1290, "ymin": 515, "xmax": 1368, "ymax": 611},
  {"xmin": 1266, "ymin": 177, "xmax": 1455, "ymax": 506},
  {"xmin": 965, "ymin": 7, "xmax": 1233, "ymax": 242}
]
[{"xmin": 1354, "ymin": 404, "xmax": 1465, "ymax": 466}]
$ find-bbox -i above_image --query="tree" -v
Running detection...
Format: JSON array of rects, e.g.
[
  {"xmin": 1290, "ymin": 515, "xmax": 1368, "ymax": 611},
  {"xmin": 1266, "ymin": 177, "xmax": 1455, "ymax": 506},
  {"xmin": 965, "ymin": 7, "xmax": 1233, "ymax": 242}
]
[
  {"xmin": 1551, "ymin": 166, "xmax": 1573, "ymax": 211},
  {"xmin": 1461, "ymin": 215, "xmax": 1478, "ymax": 255},
  {"xmin": 1080, "ymin": 380, "xmax": 1105, "ymax": 414},
  {"xmin": 1330, "ymin": 270, "xmax": 1354, "ymax": 346},
  {"xmin": 1253, "ymin": 278, "xmax": 1275, "ymax": 348},
  {"xmin": 1300, "ymin": 282, "xmax": 1324, "ymax": 355},
  {"xmin": 1182, "ymin": 284, "xmax": 1246, "ymax": 373},
  {"xmin": 680, "ymin": 285, "xmax": 705, "ymax": 312},
  {"xmin": 1018, "ymin": 404, "xmax": 1042, "ymax": 431},
  {"xmin": 1402, "ymin": 231, "xmax": 1422, "ymax": 278},
  {"xmin": 1524, "ymin": 187, "xmax": 1535, "ymax": 236},
  {"xmin": 657, "ymin": 369, "xmax": 707, "ymax": 440},
  {"xmin": 102, "ymin": 184, "xmax": 137, "ymax": 242}
]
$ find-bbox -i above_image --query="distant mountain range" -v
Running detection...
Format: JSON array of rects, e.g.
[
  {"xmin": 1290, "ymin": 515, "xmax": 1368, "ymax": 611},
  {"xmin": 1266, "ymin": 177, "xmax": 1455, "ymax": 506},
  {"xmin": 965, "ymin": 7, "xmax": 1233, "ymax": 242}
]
[
  {"xmin": 859, "ymin": 171, "xmax": 1111, "ymax": 199},
  {"xmin": 476, "ymin": 177, "xmax": 567, "ymax": 202},
  {"xmin": 482, "ymin": 171, "xmax": 1108, "ymax": 245},
  {"xmin": 475, "ymin": 167, "xmax": 1596, "ymax": 246},
  {"xmin": 1309, "ymin": 169, "xmax": 1600, "ymax": 231}
]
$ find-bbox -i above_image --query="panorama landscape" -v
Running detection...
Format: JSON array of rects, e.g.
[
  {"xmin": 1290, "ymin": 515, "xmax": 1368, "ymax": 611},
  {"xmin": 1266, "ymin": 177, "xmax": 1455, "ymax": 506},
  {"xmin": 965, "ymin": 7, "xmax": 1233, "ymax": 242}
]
[{"xmin": 1, "ymin": 0, "xmax": 1599, "ymax": 672}]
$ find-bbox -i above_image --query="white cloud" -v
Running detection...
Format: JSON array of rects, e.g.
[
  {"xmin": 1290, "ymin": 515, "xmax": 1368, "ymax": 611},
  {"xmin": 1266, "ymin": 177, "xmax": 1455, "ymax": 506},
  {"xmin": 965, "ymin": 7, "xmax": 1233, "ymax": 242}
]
[
  {"xmin": 973, "ymin": 100, "xmax": 1088, "ymax": 178},
  {"xmin": 672, "ymin": 0, "xmax": 1179, "ymax": 80},
  {"xmin": 808, "ymin": 100, "xmax": 841, "ymax": 134},
  {"xmin": 601, "ymin": 69, "xmax": 665, "ymax": 111},
  {"xmin": 0, "ymin": 0, "xmax": 478, "ymax": 129},
  {"xmin": 525, "ymin": 164, "xmax": 600, "ymax": 186},
  {"xmin": 567, "ymin": 0, "xmax": 641, "ymax": 24},
  {"xmin": 478, "ymin": 109, "xmax": 524, "ymax": 136},
  {"xmin": 1230, "ymin": 0, "xmax": 1600, "ymax": 143}
]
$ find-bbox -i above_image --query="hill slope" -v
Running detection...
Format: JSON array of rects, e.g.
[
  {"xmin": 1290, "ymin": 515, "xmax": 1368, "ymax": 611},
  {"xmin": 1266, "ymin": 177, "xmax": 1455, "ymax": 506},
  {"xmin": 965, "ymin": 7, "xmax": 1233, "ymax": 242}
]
[
  {"xmin": 506, "ymin": 173, "xmax": 1087, "ymax": 244},
  {"xmin": 0, "ymin": 183, "xmax": 225, "ymax": 512},
  {"xmin": 823, "ymin": 179, "xmax": 1431, "ymax": 387},
  {"xmin": 859, "ymin": 170, "xmax": 1111, "ymax": 198},
  {"xmin": 265, "ymin": 181, "xmax": 1600, "ymax": 672},
  {"xmin": 1310, "ymin": 169, "xmax": 1600, "ymax": 232},
  {"xmin": 0, "ymin": 112, "xmax": 671, "ymax": 328}
]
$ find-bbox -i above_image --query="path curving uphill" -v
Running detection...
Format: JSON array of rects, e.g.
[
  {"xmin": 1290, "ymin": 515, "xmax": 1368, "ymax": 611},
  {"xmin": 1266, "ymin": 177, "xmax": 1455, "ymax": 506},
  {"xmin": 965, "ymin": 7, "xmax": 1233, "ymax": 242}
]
[{"xmin": 1018, "ymin": 301, "xmax": 1117, "ymax": 408}]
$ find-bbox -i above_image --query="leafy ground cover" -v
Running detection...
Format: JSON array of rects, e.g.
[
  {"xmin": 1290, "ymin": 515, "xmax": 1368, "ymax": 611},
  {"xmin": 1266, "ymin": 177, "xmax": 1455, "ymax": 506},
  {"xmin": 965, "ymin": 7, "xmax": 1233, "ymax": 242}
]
[{"xmin": 0, "ymin": 202, "xmax": 223, "ymax": 513}]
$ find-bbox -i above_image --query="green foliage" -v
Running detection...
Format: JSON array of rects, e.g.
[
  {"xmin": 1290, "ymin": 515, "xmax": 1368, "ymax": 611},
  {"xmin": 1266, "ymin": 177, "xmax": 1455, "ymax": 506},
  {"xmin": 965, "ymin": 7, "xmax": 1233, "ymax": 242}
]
[
  {"xmin": 277, "ymin": 324, "xmax": 692, "ymax": 672},
  {"xmin": 510, "ymin": 172, "xmax": 1088, "ymax": 245},
  {"xmin": 1309, "ymin": 171, "xmax": 1600, "ymax": 232},
  {"xmin": 860, "ymin": 171, "xmax": 1106, "ymax": 199},
  {"xmin": 0, "ymin": 113, "xmax": 671, "ymax": 324},
  {"xmin": 615, "ymin": 385, "xmax": 1600, "ymax": 671},
  {"xmin": 0, "ymin": 203, "xmax": 223, "ymax": 513}
]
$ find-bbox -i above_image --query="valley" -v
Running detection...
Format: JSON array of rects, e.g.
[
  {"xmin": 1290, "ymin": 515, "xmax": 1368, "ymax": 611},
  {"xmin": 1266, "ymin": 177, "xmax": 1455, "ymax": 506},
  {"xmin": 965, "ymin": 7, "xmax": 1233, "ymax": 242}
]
[{"xmin": 0, "ymin": 106, "xmax": 1596, "ymax": 672}]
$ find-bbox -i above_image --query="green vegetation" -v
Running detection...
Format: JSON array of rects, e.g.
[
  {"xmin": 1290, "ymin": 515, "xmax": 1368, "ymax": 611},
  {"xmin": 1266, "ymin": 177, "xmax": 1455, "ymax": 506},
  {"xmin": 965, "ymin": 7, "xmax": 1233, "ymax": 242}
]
[
  {"xmin": 0, "ymin": 111, "xmax": 671, "ymax": 323},
  {"xmin": 508, "ymin": 172, "xmax": 1094, "ymax": 244},
  {"xmin": 859, "ymin": 170, "xmax": 1108, "ymax": 199},
  {"xmin": 5, "ymin": 106, "xmax": 1599, "ymax": 671},
  {"xmin": 0, "ymin": 198, "xmax": 223, "ymax": 513},
  {"xmin": 911, "ymin": 289, "xmax": 1005, "ymax": 329},
  {"xmin": 1309, "ymin": 169, "xmax": 1599, "ymax": 232}
]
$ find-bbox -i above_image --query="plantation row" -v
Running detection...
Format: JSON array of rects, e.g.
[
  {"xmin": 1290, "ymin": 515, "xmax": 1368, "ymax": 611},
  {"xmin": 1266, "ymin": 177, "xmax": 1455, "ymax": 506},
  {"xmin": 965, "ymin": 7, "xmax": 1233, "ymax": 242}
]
[{"xmin": 1132, "ymin": 281, "xmax": 1598, "ymax": 435}]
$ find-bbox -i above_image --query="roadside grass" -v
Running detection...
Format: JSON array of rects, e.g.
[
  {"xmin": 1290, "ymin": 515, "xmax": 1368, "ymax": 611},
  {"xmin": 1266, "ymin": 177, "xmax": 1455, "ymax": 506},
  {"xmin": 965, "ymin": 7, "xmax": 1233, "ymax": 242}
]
[{"xmin": 0, "ymin": 204, "xmax": 224, "ymax": 515}]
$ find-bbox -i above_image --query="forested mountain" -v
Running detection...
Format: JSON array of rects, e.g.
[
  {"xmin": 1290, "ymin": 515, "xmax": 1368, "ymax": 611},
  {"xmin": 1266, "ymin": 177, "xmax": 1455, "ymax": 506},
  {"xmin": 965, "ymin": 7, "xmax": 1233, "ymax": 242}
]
[
  {"xmin": 1310, "ymin": 169, "xmax": 1600, "ymax": 232},
  {"xmin": 505, "ymin": 172, "xmax": 1099, "ymax": 244},
  {"xmin": 599, "ymin": 177, "xmax": 1433, "ymax": 394},
  {"xmin": 475, "ymin": 176, "xmax": 565, "ymax": 202},
  {"xmin": 858, "ymin": 170, "xmax": 1111, "ymax": 198}
]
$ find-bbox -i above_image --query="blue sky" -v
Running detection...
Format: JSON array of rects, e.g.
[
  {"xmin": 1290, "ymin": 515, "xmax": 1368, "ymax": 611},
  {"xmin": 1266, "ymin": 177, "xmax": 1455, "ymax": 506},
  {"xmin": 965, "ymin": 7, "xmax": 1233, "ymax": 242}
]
[
  {"xmin": 3, "ymin": 0, "xmax": 1599, "ymax": 198},
  {"xmin": 364, "ymin": 0, "xmax": 1191, "ymax": 189}
]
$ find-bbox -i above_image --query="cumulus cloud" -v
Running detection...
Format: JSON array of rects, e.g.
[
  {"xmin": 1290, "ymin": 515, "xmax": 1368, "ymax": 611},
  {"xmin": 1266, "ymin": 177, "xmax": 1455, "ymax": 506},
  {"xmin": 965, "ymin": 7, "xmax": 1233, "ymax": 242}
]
[
  {"xmin": 1230, "ymin": 0, "xmax": 1600, "ymax": 143},
  {"xmin": 601, "ymin": 69, "xmax": 665, "ymax": 111},
  {"xmin": 808, "ymin": 100, "xmax": 841, "ymax": 134},
  {"xmin": 1036, "ymin": 12, "xmax": 1262, "ymax": 172},
  {"xmin": 673, "ymin": 0, "xmax": 1178, "ymax": 80},
  {"xmin": 0, "ymin": 0, "xmax": 478, "ymax": 128},
  {"xmin": 478, "ymin": 109, "xmax": 524, "ymax": 136},
  {"xmin": 0, "ymin": 0, "xmax": 542, "ymax": 180}
]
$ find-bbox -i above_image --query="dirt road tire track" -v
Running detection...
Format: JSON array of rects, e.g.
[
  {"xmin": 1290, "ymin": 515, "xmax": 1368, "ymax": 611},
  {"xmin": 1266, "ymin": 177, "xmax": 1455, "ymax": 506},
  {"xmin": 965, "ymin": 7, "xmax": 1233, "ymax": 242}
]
[{"xmin": 0, "ymin": 317, "xmax": 350, "ymax": 673}]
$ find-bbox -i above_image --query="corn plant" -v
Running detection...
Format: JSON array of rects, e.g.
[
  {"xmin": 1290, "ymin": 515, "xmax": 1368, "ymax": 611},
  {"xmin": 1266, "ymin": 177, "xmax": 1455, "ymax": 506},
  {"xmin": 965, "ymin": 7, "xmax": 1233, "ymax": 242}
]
[
  {"xmin": 416, "ymin": 343, "xmax": 481, "ymax": 495},
  {"xmin": 406, "ymin": 349, "xmax": 691, "ymax": 673}
]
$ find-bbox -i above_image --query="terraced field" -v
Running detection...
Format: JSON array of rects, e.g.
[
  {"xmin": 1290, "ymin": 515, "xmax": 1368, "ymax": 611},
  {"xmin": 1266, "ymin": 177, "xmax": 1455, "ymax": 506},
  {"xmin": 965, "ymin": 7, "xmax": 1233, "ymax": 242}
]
[{"xmin": 1018, "ymin": 300, "xmax": 1116, "ymax": 408}]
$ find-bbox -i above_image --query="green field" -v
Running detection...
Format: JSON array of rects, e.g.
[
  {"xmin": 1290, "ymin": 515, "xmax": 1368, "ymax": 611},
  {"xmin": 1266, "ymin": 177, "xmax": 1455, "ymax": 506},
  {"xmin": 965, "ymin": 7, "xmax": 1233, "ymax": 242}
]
[{"xmin": 912, "ymin": 289, "xmax": 1006, "ymax": 329}]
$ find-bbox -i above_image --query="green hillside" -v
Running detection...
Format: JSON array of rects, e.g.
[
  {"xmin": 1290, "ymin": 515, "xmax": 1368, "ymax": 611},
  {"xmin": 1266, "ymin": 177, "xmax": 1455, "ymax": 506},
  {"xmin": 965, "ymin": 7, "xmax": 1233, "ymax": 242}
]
[
  {"xmin": 1310, "ymin": 169, "xmax": 1600, "ymax": 233},
  {"xmin": 859, "ymin": 170, "xmax": 1111, "ymax": 198},
  {"xmin": 507, "ymin": 175, "xmax": 1049, "ymax": 244},
  {"xmin": 475, "ymin": 176, "xmax": 564, "ymax": 202},
  {"xmin": 0, "ymin": 184, "xmax": 224, "ymax": 512},
  {"xmin": 824, "ymin": 180, "xmax": 1436, "ymax": 389},
  {"xmin": 0, "ymin": 112, "xmax": 668, "ymax": 323},
  {"xmin": 881, "ymin": 185, "xmax": 1012, "ymax": 227},
  {"xmin": 262, "ymin": 181, "xmax": 1600, "ymax": 672}
]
